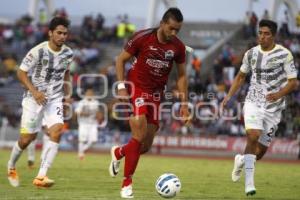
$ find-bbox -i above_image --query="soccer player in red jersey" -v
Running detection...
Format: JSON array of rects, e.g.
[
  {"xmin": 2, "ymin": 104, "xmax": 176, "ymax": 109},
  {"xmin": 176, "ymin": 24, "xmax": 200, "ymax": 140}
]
[{"xmin": 108, "ymin": 7, "xmax": 190, "ymax": 198}]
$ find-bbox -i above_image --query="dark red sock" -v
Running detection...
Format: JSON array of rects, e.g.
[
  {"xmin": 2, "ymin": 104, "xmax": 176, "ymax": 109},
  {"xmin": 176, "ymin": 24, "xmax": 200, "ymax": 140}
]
[
  {"xmin": 114, "ymin": 146, "xmax": 124, "ymax": 160},
  {"xmin": 122, "ymin": 138, "xmax": 141, "ymax": 187}
]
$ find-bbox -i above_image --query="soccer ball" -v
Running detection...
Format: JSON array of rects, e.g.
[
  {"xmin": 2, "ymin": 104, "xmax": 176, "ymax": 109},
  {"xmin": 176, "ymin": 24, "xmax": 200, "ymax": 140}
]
[{"xmin": 155, "ymin": 173, "xmax": 181, "ymax": 198}]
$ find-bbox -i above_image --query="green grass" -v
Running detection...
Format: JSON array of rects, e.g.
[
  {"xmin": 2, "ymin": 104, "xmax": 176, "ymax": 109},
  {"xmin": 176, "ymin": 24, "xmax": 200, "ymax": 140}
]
[{"xmin": 0, "ymin": 150, "xmax": 300, "ymax": 200}]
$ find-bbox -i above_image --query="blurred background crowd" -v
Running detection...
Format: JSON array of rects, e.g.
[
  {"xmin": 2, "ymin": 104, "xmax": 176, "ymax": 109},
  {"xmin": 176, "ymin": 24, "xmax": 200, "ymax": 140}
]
[{"xmin": 0, "ymin": 1, "xmax": 299, "ymax": 150}]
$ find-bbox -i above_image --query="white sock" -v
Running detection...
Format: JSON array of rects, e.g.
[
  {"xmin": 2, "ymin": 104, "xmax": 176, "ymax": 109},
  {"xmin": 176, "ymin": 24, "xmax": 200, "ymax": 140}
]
[
  {"xmin": 41, "ymin": 134, "xmax": 50, "ymax": 160},
  {"xmin": 38, "ymin": 141, "xmax": 59, "ymax": 177},
  {"xmin": 8, "ymin": 142, "xmax": 23, "ymax": 169},
  {"xmin": 244, "ymin": 154, "xmax": 256, "ymax": 188},
  {"xmin": 83, "ymin": 141, "xmax": 94, "ymax": 152},
  {"xmin": 239, "ymin": 154, "xmax": 245, "ymax": 167},
  {"xmin": 78, "ymin": 142, "xmax": 85, "ymax": 157},
  {"xmin": 27, "ymin": 140, "xmax": 36, "ymax": 162}
]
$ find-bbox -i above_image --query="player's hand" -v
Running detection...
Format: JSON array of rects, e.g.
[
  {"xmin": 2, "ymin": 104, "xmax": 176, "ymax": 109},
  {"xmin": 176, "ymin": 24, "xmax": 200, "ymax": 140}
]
[
  {"xmin": 220, "ymin": 96, "xmax": 230, "ymax": 114},
  {"xmin": 180, "ymin": 104, "xmax": 191, "ymax": 125},
  {"xmin": 63, "ymin": 97, "xmax": 73, "ymax": 104},
  {"xmin": 266, "ymin": 92, "xmax": 281, "ymax": 102},
  {"xmin": 32, "ymin": 90, "xmax": 47, "ymax": 105},
  {"xmin": 117, "ymin": 88, "xmax": 130, "ymax": 102}
]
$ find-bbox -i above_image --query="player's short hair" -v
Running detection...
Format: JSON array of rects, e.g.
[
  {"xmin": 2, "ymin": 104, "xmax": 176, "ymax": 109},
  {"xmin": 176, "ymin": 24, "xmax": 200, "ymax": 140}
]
[
  {"xmin": 49, "ymin": 17, "xmax": 70, "ymax": 31},
  {"xmin": 259, "ymin": 19, "xmax": 277, "ymax": 35},
  {"xmin": 162, "ymin": 7, "xmax": 183, "ymax": 23}
]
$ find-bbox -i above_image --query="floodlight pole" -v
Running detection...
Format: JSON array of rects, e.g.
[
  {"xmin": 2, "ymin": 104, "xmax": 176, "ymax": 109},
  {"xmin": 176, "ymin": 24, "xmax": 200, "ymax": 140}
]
[
  {"xmin": 28, "ymin": 0, "xmax": 54, "ymax": 21},
  {"xmin": 145, "ymin": 0, "xmax": 177, "ymax": 28}
]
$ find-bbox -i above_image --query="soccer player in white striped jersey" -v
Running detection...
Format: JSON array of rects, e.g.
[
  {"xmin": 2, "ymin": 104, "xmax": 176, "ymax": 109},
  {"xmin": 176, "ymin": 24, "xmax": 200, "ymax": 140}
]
[
  {"xmin": 7, "ymin": 17, "xmax": 73, "ymax": 188},
  {"xmin": 221, "ymin": 19, "xmax": 298, "ymax": 196}
]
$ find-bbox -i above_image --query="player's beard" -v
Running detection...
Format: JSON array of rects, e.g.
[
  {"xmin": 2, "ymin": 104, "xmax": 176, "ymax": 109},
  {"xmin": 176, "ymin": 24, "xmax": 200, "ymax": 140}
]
[
  {"xmin": 164, "ymin": 33, "xmax": 172, "ymax": 41},
  {"xmin": 56, "ymin": 41, "xmax": 64, "ymax": 47}
]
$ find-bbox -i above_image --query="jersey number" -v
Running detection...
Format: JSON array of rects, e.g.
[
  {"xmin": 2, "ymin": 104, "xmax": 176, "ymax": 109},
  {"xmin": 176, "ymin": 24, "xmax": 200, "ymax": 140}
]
[
  {"xmin": 56, "ymin": 107, "xmax": 62, "ymax": 115},
  {"xmin": 267, "ymin": 127, "xmax": 274, "ymax": 137}
]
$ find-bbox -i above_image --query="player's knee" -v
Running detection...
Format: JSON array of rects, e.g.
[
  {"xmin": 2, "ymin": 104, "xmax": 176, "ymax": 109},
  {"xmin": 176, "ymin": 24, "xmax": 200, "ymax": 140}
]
[
  {"xmin": 48, "ymin": 124, "xmax": 64, "ymax": 142},
  {"xmin": 19, "ymin": 136, "xmax": 36, "ymax": 149},
  {"xmin": 247, "ymin": 131, "xmax": 260, "ymax": 143},
  {"xmin": 141, "ymin": 144, "xmax": 151, "ymax": 154},
  {"xmin": 141, "ymin": 139, "xmax": 154, "ymax": 154}
]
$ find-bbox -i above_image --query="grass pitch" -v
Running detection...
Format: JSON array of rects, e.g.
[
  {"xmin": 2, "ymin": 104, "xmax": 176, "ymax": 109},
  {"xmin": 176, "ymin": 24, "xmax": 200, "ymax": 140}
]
[{"xmin": 0, "ymin": 150, "xmax": 299, "ymax": 200}]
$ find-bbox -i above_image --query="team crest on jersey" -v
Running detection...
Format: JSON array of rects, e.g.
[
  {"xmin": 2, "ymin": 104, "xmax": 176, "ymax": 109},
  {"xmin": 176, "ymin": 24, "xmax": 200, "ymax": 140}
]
[
  {"xmin": 135, "ymin": 98, "xmax": 145, "ymax": 107},
  {"xmin": 165, "ymin": 50, "xmax": 174, "ymax": 60},
  {"xmin": 60, "ymin": 58, "xmax": 69, "ymax": 68},
  {"xmin": 42, "ymin": 59, "xmax": 48, "ymax": 66}
]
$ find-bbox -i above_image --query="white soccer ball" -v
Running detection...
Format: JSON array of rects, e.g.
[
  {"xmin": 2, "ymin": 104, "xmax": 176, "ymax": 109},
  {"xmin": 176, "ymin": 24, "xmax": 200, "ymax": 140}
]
[{"xmin": 155, "ymin": 173, "xmax": 181, "ymax": 198}]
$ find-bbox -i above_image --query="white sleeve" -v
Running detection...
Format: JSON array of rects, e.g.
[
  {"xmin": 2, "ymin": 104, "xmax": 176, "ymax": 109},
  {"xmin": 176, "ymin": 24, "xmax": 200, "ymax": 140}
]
[
  {"xmin": 284, "ymin": 51, "xmax": 298, "ymax": 79},
  {"xmin": 19, "ymin": 49, "xmax": 38, "ymax": 72},
  {"xmin": 240, "ymin": 50, "xmax": 251, "ymax": 74},
  {"xmin": 75, "ymin": 101, "xmax": 83, "ymax": 114}
]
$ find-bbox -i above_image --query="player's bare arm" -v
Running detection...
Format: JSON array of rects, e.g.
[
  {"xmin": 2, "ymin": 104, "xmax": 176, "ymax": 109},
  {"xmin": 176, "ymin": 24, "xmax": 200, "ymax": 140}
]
[
  {"xmin": 115, "ymin": 50, "xmax": 132, "ymax": 101},
  {"xmin": 176, "ymin": 62, "xmax": 190, "ymax": 124},
  {"xmin": 266, "ymin": 78, "xmax": 298, "ymax": 102},
  {"xmin": 63, "ymin": 69, "xmax": 72, "ymax": 103},
  {"xmin": 17, "ymin": 68, "xmax": 47, "ymax": 105},
  {"xmin": 221, "ymin": 71, "xmax": 247, "ymax": 111}
]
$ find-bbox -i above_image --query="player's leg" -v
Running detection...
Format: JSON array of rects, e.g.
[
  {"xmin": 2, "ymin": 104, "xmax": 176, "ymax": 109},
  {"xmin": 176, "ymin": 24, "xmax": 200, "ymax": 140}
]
[
  {"xmin": 7, "ymin": 133, "xmax": 37, "ymax": 187},
  {"xmin": 8, "ymin": 96, "xmax": 42, "ymax": 187},
  {"xmin": 83, "ymin": 125, "xmax": 98, "ymax": 154},
  {"xmin": 34, "ymin": 123, "xmax": 63, "ymax": 187},
  {"xmin": 78, "ymin": 125, "xmax": 88, "ymax": 160},
  {"xmin": 244, "ymin": 129, "xmax": 262, "ymax": 195},
  {"xmin": 33, "ymin": 101, "xmax": 64, "ymax": 188},
  {"xmin": 41, "ymin": 131, "xmax": 50, "ymax": 160},
  {"xmin": 256, "ymin": 111, "xmax": 280, "ymax": 160},
  {"xmin": 140, "ymin": 123, "xmax": 158, "ymax": 154},
  {"xmin": 40, "ymin": 121, "xmax": 50, "ymax": 160},
  {"xmin": 27, "ymin": 139, "xmax": 36, "ymax": 169},
  {"xmin": 109, "ymin": 92, "xmax": 145, "ymax": 178},
  {"xmin": 140, "ymin": 98, "xmax": 160, "ymax": 154},
  {"xmin": 120, "ymin": 99, "xmax": 159, "ymax": 198},
  {"xmin": 119, "ymin": 115, "xmax": 146, "ymax": 198},
  {"xmin": 233, "ymin": 103, "xmax": 263, "ymax": 195}
]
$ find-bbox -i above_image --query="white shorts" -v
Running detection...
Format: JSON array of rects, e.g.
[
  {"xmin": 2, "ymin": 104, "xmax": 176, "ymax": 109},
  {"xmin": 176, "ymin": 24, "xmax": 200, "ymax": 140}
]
[
  {"xmin": 243, "ymin": 102, "xmax": 282, "ymax": 147},
  {"xmin": 20, "ymin": 97, "xmax": 64, "ymax": 134},
  {"xmin": 78, "ymin": 124, "xmax": 98, "ymax": 142}
]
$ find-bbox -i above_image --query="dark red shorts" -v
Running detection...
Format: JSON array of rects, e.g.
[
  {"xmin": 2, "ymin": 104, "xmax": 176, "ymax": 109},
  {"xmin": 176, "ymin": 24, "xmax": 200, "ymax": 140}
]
[{"xmin": 128, "ymin": 86, "xmax": 162, "ymax": 127}]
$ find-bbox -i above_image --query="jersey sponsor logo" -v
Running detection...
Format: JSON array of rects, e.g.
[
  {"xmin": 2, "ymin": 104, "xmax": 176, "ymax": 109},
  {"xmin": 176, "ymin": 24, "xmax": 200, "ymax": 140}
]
[
  {"xmin": 289, "ymin": 63, "xmax": 297, "ymax": 72},
  {"xmin": 149, "ymin": 46, "xmax": 158, "ymax": 51},
  {"xmin": 23, "ymin": 53, "xmax": 34, "ymax": 66},
  {"xmin": 42, "ymin": 59, "xmax": 48, "ymax": 66},
  {"xmin": 146, "ymin": 59, "xmax": 169, "ymax": 69},
  {"xmin": 267, "ymin": 57, "xmax": 279, "ymax": 63},
  {"xmin": 165, "ymin": 50, "xmax": 174, "ymax": 60},
  {"xmin": 135, "ymin": 98, "xmax": 145, "ymax": 107},
  {"xmin": 27, "ymin": 118, "xmax": 37, "ymax": 129}
]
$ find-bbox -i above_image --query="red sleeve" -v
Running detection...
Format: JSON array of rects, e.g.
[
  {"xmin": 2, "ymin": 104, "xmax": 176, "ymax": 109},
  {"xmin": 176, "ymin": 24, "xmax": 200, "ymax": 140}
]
[
  {"xmin": 124, "ymin": 32, "xmax": 142, "ymax": 56},
  {"xmin": 175, "ymin": 42, "xmax": 186, "ymax": 64}
]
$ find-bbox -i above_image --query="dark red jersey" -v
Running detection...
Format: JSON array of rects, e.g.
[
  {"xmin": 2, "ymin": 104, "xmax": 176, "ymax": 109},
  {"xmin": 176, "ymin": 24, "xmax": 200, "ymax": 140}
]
[{"xmin": 125, "ymin": 28, "xmax": 186, "ymax": 91}]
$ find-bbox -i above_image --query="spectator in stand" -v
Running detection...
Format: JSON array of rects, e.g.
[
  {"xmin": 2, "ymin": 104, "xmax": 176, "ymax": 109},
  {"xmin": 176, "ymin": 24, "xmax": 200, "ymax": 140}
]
[
  {"xmin": 280, "ymin": 10, "xmax": 290, "ymax": 37},
  {"xmin": 39, "ymin": 8, "xmax": 48, "ymax": 25},
  {"xmin": 296, "ymin": 11, "xmax": 300, "ymax": 29},
  {"xmin": 250, "ymin": 12, "xmax": 258, "ymax": 37},
  {"xmin": 191, "ymin": 54, "xmax": 201, "ymax": 77},
  {"xmin": 243, "ymin": 11, "xmax": 252, "ymax": 38},
  {"xmin": 261, "ymin": 9, "xmax": 270, "ymax": 20}
]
